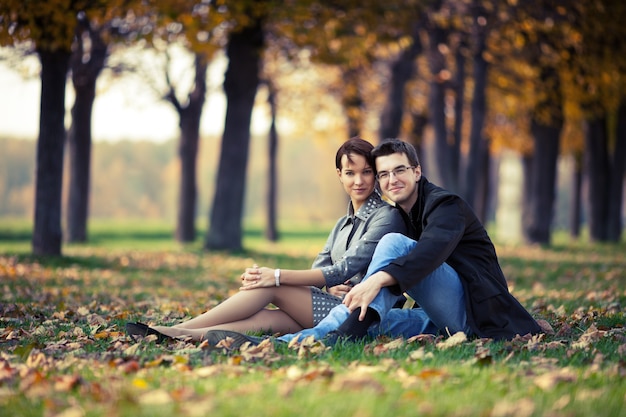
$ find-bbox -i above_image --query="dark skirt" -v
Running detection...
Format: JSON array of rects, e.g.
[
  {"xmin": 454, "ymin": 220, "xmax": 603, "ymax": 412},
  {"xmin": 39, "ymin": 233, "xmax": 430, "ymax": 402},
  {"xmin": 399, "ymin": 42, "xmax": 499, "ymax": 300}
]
[{"xmin": 310, "ymin": 286, "xmax": 343, "ymax": 325}]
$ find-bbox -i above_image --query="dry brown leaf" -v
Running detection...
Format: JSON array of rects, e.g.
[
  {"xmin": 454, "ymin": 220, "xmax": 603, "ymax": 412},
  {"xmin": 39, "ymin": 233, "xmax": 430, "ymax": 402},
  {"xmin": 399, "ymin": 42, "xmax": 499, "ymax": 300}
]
[
  {"xmin": 138, "ymin": 389, "xmax": 172, "ymax": 405},
  {"xmin": 536, "ymin": 319, "xmax": 554, "ymax": 335},
  {"xmin": 572, "ymin": 324, "xmax": 605, "ymax": 349},
  {"xmin": 436, "ymin": 331, "xmax": 467, "ymax": 350},
  {"xmin": 52, "ymin": 406, "xmax": 86, "ymax": 417},
  {"xmin": 372, "ymin": 337, "xmax": 405, "ymax": 355},
  {"xmin": 53, "ymin": 375, "xmax": 82, "ymax": 392},
  {"xmin": 533, "ymin": 368, "xmax": 577, "ymax": 390},
  {"xmin": 417, "ymin": 368, "xmax": 448, "ymax": 380},
  {"xmin": 406, "ymin": 334, "xmax": 437, "ymax": 345},
  {"xmin": 76, "ymin": 307, "xmax": 90, "ymax": 317},
  {"xmin": 330, "ymin": 373, "xmax": 385, "ymax": 393},
  {"xmin": 118, "ymin": 360, "xmax": 141, "ymax": 374},
  {"xmin": 491, "ymin": 397, "xmax": 535, "ymax": 417},
  {"xmin": 122, "ymin": 343, "xmax": 141, "ymax": 356},
  {"xmin": 408, "ymin": 347, "xmax": 434, "ymax": 361},
  {"xmin": 289, "ymin": 335, "xmax": 328, "ymax": 358}
]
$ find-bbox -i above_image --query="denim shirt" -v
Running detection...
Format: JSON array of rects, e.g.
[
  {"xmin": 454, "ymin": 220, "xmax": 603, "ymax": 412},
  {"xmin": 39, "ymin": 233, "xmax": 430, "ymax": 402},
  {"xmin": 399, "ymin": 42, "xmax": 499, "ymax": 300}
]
[{"xmin": 310, "ymin": 192, "xmax": 407, "ymax": 288}]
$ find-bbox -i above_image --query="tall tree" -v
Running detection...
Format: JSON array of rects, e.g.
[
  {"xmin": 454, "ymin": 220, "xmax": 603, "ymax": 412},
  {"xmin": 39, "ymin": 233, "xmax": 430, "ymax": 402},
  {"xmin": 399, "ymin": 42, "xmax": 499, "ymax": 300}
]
[
  {"xmin": 33, "ymin": 48, "xmax": 70, "ymax": 255},
  {"xmin": 584, "ymin": 102, "xmax": 626, "ymax": 242},
  {"xmin": 569, "ymin": 1, "xmax": 626, "ymax": 242},
  {"xmin": 378, "ymin": 21, "xmax": 424, "ymax": 141},
  {"xmin": 114, "ymin": 0, "xmax": 225, "ymax": 242},
  {"xmin": 265, "ymin": 79, "xmax": 279, "ymax": 241},
  {"xmin": 523, "ymin": 65, "xmax": 563, "ymax": 245},
  {"xmin": 462, "ymin": 0, "xmax": 489, "ymax": 219},
  {"xmin": 425, "ymin": 3, "xmax": 457, "ymax": 191},
  {"xmin": 487, "ymin": 0, "xmax": 575, "ymax": 245},
  {"xmin": 66, "ymin": 14, "xmax": 108, "ymax": 243},
  {"xmin": 0, "ymin": 0, "xmax": 121, "ymax": 255},
  {"xmin": 172, "ymin": 53, "xmax": 209, "ymax": 242},
  {"xmin": 206, "ymin": 15, "xmax": 265, "ymax": 250},
  {"xmin": 609, "ymin": 100, "xmax": 626, "ymax": 241}
]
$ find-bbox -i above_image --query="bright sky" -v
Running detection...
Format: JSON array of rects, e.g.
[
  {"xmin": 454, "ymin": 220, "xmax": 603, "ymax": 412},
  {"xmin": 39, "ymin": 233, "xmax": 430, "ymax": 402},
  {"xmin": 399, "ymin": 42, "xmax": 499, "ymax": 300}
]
[{"xmin": 0, "ymin": 52, "xmax": 270, "ymax": 142}]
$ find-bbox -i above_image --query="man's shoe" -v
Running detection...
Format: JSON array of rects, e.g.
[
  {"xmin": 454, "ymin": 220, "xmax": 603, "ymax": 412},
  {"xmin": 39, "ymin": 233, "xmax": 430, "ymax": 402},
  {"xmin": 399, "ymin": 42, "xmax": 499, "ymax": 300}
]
[
  {"xmin": 321, "ymin": 329, "xmax": 354, "ymax": 346},
  {"xmin": 203, "ymin": 330, "xmax": 265, "ymax": 349}
]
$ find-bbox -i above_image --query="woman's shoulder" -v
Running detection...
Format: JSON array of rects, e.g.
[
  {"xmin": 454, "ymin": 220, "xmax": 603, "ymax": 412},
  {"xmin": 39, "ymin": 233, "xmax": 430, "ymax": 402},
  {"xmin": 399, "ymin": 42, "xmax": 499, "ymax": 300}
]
[
  {"xmin": 368, "ymin": 200, "xmax": 404, "ymax": 222},
  {"xmin": 356, "ymin": 193, "xmax": 395, "ymax": 218}
]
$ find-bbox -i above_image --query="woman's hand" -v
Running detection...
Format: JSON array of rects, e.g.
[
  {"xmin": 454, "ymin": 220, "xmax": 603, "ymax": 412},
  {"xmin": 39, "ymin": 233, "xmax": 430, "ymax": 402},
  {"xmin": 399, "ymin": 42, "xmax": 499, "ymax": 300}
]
[
  {"xmin": 327, "ymin": 281, "xmax": 353, "ymax": 298},
  {"xmin": 240, "ymin": 264, "xmax": 276, "ymax": 290}
]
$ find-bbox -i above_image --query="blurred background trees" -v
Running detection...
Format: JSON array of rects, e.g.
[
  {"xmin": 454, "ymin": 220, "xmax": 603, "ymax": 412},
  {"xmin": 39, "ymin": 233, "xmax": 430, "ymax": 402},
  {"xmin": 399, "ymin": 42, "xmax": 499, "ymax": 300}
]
[{"xmin": 1, "ymin": 0, "xmax": 625, "ymax": 256}]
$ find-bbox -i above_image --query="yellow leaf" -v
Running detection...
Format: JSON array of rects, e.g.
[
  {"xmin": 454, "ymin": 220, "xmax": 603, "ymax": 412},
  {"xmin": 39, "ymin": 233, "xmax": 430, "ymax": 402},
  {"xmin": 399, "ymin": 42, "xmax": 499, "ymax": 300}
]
[
  {"xmin": 417, "ymin": 368, "xmax": 447, "ymax": 380},
  {"xmin": 132, "ymin": 378, "xmax": 149, "ymax": 389}
]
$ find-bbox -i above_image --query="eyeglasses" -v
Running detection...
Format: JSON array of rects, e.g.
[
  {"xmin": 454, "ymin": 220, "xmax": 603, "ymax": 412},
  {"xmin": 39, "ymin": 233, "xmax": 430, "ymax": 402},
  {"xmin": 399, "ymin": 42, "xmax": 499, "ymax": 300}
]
[{"xmin": 376, "ymin": 165, "xmax": 415, "ymax": 181}]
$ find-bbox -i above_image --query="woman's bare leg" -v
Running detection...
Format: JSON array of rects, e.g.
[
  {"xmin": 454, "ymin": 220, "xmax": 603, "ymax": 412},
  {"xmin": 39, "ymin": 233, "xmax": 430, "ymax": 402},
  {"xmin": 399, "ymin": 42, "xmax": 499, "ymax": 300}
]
[
  {"xmin": 152, "ymin": 309, "xmax": 305, "ymax": 341},
  {"xmin": 150, "ymin": 285, "xmax": 315, "ymax": 339}
]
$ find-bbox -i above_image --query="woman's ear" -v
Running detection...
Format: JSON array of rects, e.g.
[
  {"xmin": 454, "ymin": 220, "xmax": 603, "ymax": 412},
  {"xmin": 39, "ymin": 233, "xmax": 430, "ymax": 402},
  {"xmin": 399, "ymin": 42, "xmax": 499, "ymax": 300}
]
[{"xmin": 336, "ymin": 168, "xmax": 342, "ymax": 181}]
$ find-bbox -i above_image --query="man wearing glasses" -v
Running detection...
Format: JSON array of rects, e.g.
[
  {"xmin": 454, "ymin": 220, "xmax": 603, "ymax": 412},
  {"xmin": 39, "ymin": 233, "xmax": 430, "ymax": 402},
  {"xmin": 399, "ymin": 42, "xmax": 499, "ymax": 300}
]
[
  {"xmin": 323, "ymin": 138, "xmax": 542, "ymax": 342},
  {"xmin": 206, "ymin": 138, "xmax": 542, "ymax": 346}
]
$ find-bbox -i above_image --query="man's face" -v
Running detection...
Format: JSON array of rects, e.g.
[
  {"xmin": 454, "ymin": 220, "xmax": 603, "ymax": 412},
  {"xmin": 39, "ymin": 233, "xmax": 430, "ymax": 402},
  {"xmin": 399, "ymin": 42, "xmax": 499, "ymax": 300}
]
[{"xmin": 375, "ymin": 152, "xmax": 421, "ymax": 211}]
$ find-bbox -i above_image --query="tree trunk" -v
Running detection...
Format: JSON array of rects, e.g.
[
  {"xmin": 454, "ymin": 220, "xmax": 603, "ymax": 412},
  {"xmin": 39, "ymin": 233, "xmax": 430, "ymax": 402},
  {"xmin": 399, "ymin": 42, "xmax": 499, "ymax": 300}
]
[
  {"xmin": 473, "ymin": 145, "xmax": 491, "ymax": 223},
  {"xmin": 524, "ymin": 119, "xmax": 561, "ymax": 245},
  {"xmin": 523, "ymin": 65, "xmax": 563, "ymax": 245},
  {"xmin": 410, "ymin": 112, "xmax": 428, "ymax": 171},
  {"xmin": 584, "ymin": 115, "xmax": 610, "ymax": 241},
  {"xmin": 66, "ymin": 18, "xmax": 107, "ymax": 243},
  {"xmin": 451, "ymin": 36, "xmax": 465, "ymax": 185},
  {"xmin": 427, "ymin": 21, "xmax": 455, "ymax": 190},
  {"xmin": 463, "ymin": 4, "xmax": 488, "ymax": 213},
  {"xmin": 521, "ymin": 153, "xmax": 533, "ymax": 236},
  {"xmin": 569, "ymin": 152, "xmax": 583, "ymax": 238},
  {"xmin": 32, "ymin": 48, "xmax": 71, "ymax": 256},
  {"xmin": 266, "ymin": 80, "xmax": 278, "ymax": 242},
  {"xmin": 205, "ymin": 22, "xmax": 264, "ymax": 250},
  {"xmin": 341, "ymin": 66, "xmax": 363, "ymax": 138},
  {"xmin": 607, "ymin": 100, "xmax": 626, "ymax": 241},
  {"xmin": 176, "ymin": 54, "xmax": 208, "ymax": 243},
  {"xmin": 378, "ymin": 22, "xmax": 423, "ymax": 141}
]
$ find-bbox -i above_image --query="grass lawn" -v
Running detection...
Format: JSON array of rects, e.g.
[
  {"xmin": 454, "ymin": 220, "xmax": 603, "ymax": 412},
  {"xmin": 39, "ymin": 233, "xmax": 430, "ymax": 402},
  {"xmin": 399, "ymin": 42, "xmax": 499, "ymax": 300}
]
[{"xmin": 1, "ymin": 219, "xmax": 625, "ymax": 417}]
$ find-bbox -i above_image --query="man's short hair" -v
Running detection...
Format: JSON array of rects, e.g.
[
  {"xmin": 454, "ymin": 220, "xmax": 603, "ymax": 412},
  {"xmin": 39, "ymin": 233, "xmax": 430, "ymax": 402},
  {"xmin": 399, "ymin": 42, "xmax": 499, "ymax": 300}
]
[{"xmin": 372, "ymin": 138, "xmax": 420, "ymax": 167}]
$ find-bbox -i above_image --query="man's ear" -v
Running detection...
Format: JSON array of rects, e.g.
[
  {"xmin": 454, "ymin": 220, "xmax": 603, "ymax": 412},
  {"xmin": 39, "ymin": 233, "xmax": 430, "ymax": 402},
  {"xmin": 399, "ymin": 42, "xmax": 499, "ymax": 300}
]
[{"xmin": 415, "ymin": 165, "xmax": 422, "ymax": 180}]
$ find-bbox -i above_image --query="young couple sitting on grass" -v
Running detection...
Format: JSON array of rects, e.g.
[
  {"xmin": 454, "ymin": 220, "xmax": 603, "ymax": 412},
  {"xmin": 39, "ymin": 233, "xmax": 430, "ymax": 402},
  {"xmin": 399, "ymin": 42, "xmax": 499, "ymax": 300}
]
[{"xmin": 126, "ymin": 138, "xmax": 543, "ymax": 348}]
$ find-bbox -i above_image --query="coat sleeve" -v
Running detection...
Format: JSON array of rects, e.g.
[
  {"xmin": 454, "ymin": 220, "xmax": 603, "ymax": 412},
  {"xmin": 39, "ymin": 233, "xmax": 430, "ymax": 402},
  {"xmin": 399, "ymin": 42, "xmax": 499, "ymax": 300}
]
[
  {"xmin": 310, "ymin": 218, "xmax": 344, "ymax": 271},
  {"xmin": 319, "ymin": 207, "xmax": 407, "ymax": 288},
  {"xmin": 383, "ymin": 195, "xmax": 467, "ymax": 293}
]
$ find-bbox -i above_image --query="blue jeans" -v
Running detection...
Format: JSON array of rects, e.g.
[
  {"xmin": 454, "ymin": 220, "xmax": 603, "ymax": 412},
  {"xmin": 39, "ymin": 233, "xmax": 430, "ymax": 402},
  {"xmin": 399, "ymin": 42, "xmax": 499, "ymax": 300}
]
[{"xmin": 278, "ymin": 233, "xmax": 470, "ymax": 342}]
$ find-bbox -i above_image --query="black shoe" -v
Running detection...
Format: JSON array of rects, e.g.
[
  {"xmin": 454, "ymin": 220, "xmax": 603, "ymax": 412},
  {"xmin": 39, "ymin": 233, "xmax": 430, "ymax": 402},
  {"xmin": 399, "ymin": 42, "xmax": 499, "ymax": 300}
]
[
  {"xmin": 125, "ymin": 322, "xmax": 172, "ymax": 344},
  {"xmin": 322, "ymin": 329, "xmax": 354, "ymax": 346},
  {"xmin": 203, "ymin": 330, "xmax": 265, "ymax": 349}
]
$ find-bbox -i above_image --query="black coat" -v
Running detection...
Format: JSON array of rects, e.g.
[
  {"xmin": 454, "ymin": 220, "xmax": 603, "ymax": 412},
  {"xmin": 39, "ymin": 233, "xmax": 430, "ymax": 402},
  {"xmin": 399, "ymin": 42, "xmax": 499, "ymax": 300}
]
[{"xmin": 383, "ymin": 177, "xmax": 541, "ymax": 340}]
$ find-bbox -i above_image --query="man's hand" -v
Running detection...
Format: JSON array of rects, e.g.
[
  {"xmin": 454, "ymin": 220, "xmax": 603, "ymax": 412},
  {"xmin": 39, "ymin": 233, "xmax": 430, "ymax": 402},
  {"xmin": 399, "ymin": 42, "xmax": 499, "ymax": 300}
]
[{"xmin": 342, "ymin": 271, "xmax": 393, "ymax": 320}]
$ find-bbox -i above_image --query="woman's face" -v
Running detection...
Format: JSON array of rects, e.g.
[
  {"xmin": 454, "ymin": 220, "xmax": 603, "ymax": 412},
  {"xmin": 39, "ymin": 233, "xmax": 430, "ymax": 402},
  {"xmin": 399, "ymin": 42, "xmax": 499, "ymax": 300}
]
[{"xmin": 337, "ymin": 153, "xmax": 376, "ymax": 210}]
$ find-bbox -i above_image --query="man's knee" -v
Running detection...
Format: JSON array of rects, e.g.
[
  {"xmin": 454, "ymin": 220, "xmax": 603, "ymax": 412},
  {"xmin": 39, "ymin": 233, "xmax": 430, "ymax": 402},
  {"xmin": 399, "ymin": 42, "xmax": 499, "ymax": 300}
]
[{"xmin": 378, "ymin": 232, "xmax": 413, "ymax": 251}]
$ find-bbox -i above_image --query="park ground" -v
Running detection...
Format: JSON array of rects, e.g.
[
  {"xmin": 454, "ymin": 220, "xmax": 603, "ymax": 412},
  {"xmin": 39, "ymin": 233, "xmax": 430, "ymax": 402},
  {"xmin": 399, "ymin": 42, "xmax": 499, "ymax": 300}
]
[{"xmin": 0, "ymin": 220, "xmax": 625, "ymax": 417}]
